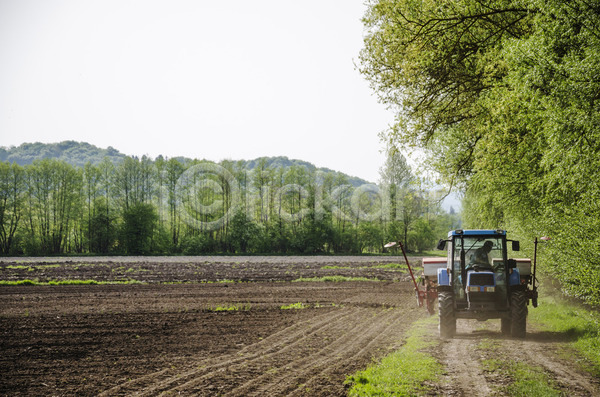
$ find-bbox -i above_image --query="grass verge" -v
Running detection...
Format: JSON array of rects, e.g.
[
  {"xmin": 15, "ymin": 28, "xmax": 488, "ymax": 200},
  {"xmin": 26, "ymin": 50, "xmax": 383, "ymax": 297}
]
[
  {"xmin": 345, "ymin": 316, "xmax": 441, "ymax": 396},
  {"xmin": 478, "ymin": 339, "xmax": 562, "ymax": 396},
  {"xmin": 292, "ymin": 276, "xmax": 378, "ymax": 282},
  {"xmin": 0, "ymin": 279, "xmax": 143, "ymax": 286},
  {"xmin": 529, "ymin": 295, "xmax": 600, "ymax": 375},
  {"xmin": 482, "ymin": 358, "xmax": 561, "ymax": 396},
  {"xmin": 280, "ymin": 302, "xmax": 307, "ymax": 310},
  {"xmin": 206, "ymin": 303, "xmax": 251, "ymax": 312},
  {"xmin": 320, "ymin": 263, "xmax": 409, "ymax": 271}
]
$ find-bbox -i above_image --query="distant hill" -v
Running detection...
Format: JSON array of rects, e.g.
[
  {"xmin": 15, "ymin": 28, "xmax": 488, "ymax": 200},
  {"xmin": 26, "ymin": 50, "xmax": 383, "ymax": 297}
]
[
  {"xmin": 0, "ymin": 141, "xmax": 126, "ymax": 167},
  {"xmin": 1, "ymin": 141, "xmax": 370, "ymax": 186},
  {"xmin": 235, "ymin": 156, "xmax": 370, "ymax": 187}
]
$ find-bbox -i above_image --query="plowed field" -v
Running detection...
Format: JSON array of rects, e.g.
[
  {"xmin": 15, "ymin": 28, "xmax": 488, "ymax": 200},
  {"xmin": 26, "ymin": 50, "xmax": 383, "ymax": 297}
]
[{"xmin": 0, "ymin": 256, "xmax": 424, "ymax": 396}]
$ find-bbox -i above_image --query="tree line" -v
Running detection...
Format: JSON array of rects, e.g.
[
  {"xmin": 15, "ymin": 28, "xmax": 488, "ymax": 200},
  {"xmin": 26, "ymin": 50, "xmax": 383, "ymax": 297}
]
[
  {"xmin": 0, "ymin": 152, "xmax": 459, "ymax": 256},
  {"xmin": 360, "ymin": 0, "xmax": 600, "ymax": 304}
]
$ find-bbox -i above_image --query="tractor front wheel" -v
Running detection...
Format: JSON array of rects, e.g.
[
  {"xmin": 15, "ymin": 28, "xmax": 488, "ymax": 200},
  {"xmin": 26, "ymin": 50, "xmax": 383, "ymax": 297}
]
[
  {"xmin": 510, "ymin": 290, "xmax": 528, "ymax": 338},
  {"xmin": 438, "ymin": 291, "xmax": 456, "ymax": 339}
]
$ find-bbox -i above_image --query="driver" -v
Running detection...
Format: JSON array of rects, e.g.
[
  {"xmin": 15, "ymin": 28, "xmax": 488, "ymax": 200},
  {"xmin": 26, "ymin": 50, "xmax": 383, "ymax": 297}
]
[{"xmin": 469, "ymin": 241, "xmax": 493, "ymax": 270}]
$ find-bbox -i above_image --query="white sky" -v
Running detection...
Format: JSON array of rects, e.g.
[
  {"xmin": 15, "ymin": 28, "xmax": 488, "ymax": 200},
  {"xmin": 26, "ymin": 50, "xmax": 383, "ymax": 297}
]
[{"xmin": 0, "ymin": 0, "xmax": 398, "ymax": 183}]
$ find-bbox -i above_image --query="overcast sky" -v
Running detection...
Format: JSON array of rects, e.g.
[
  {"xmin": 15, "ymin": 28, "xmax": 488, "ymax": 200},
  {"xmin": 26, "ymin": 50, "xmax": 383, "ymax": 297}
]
[{"xmin": 0, "ymin": 0, "xmax": 402, "ymax": 183}]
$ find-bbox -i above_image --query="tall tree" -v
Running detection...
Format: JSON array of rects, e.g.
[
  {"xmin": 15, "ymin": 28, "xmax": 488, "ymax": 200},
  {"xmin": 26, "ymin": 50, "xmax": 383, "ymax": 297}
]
[
  {"xmin": 0, "ymin": 163, "xmax": 25, "ymax": 254},
  {"xmin": 120, "ymin": 202, "xmax": 158, "ymax": 255},
  {"xmin": 26, "ymin": 160, "xmax": 81, "ymax": 254},
  {"xmin": 83, "ymin": 162, "xmax": 101, "ymax": 252},
  {"xmin": 165, "ymin": 158, "xmax": 185, "ymax": 248}
]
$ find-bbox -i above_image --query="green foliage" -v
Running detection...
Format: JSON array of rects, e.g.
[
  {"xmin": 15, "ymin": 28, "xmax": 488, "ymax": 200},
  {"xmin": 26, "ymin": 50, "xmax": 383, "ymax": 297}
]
[
  {"xmin": 292, "ymin": 276, "xmax": 378, "ymax": 282},
  {"xmin": 87, "ymin": 198, "xmax": 116, "ymax": 253},
  {"xmin": 373, "ymin": 263, "xmax": 407, "ymax": 270},
  {"xmin": 0, "ymin": 162, "xmax": 25, "ymax": 254},
  {"xmin": 0, "ymin": 279, "xmax": 143, "ymax": 286},
  {"xmin": 280, "ymin": 302, "xmax": 306, "ymax": 310},
  {"xmin": 357, "ymin": 222, "xmax": 383, "ymax": 253},
  {"xmin": 120, "ymin": 203, "xmax": 159, "ymax": 255},
  {"xmin": 481, "ymin": 358, "xmax": 561, "ymax": 397},
  {"xmin": 181, "ymin": 233, "xmax": 216, "ymax": 255},
  {"xmin": 0, "ymin": 142, "xmax": 455, "ymax": 256},
  {"xmin": 408, "ymin": 218, "xmax": 436, "ymax": 253},
  {"xmin": 360, "ymin": 0, "xmax": 600, "ymax": 303},
  {"xmin": 206, "ymin": 303, "xmax": 250, "ymax": 312},
  {"xmin": 227, "ymin": 211, "xmax": 261, "ymax": 253},
  {"xmin": 0, "ymin": 141, "xmax": 126, "ymax": 167},
  {"xmin": 25, "ymin": 159, "xmax": 82, "ymax": 254}
]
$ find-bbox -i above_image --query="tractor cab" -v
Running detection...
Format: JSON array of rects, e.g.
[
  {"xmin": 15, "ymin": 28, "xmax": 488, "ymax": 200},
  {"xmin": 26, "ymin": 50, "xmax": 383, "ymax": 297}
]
[{"xmin": 447, "ymin": 231, "xmax": 515, "ymax": 312}]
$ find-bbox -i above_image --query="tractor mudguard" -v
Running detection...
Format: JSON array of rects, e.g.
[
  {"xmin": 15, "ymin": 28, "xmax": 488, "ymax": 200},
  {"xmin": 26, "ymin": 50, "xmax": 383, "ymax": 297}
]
[
  {"xmin": 509, "ymin": 268, "xmax": 521, "ymax": 286},
  {"xmin": 438, "ymin": 267, "xmax": 450, "ymax": 286}
]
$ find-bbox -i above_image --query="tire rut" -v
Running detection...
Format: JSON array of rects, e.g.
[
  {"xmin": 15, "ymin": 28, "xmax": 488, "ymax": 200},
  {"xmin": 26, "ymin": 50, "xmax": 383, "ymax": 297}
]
[
  {"xmin": 98, "ymin": 308, "xmax": 358, "ymax": 396},
  {"xmin": 99, "ymin": 305, "xmax": 419, "ymax": 397},
  {"xmin": 438, "ymin": 322, "xmax": 493, "ymax": 396},
  {"xmin": 227, "ymin": 307, "xmax": 405, "ymax": 396}
]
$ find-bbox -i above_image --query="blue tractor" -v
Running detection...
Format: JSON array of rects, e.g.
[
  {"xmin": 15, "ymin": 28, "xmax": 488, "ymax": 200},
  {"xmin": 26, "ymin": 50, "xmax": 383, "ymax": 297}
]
[{"xmin": 436, "ymin": 229, "xmax": 538, "ymax": 338}]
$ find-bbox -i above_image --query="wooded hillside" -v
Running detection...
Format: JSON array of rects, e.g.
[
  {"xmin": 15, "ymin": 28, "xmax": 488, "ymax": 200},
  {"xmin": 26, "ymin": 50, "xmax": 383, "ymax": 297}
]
[
  {"xmin": 0, "ymin": 143, "xmax": 459, "ymax": 258},
  {"xmin": 0, "ymin": 141, "xmax": 370, "ymax": 187}
]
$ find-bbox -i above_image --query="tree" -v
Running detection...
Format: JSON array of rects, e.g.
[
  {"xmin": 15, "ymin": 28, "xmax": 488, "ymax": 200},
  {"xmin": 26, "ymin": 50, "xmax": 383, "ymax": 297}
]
[
  {"xmin": 227, "ymin": 211, "xmax": 259, "ymax": 253},
  {"xmin": 397, "ymin": 188, "xmax": 423, "ymax": 250},
  {"xmin": 357, "ymin": 222, "xmax": 382, "ymax": 253},
  {"xmin": 88, "ymin": 197, "xmax": 116, "ymax": 253},
  {"xmin": 82, "ymin": 162, "xmax": 101, "ymax": 252},
  {"xmin": 25, "ymin": 159, "xmax": 81, "ymax": 254},
  {"xmin": 409, "ymin": 218, "xmax": 435, "ymax": 253},
  {"xmin": 379, "ymin": 144, "xmax": 414, "ymax": 246},
  {"xmin": 0, "ymin": 162, "xmax": 25, "ymax": 254},
  {"xmin": 120, "ymin": 202, "xmax": 158, "ymax": 255},
  {"xmin": 361, "ymin": 0, "xmax": 532, "ymax": 185},
  {"xmin": 114, "ymin": 156, "xmax": 154, "ymax": 211}
]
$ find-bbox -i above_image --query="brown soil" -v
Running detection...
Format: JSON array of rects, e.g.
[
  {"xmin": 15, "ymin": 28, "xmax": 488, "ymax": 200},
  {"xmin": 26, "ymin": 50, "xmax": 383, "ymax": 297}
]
[
  {"xmin": 0, "ymin": 256, "xmax": 424, "ymax": 396},
  {"xmin": 0, "ymin": 255, "xmax": 415, "ymax": 283},
  {"xmin": 2, "ymin": 256, "xmax": 597, "ymax": 396}
]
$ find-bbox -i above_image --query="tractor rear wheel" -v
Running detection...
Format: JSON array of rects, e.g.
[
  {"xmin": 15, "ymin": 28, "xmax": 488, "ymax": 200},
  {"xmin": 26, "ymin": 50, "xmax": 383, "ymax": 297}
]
[
  {"xmin": 438, "ymin": 291, "xmax": 456, "ymax": 339},
  {"xmin": 510, "ymin": 290, "xmax": 528, "ymax": 338}
]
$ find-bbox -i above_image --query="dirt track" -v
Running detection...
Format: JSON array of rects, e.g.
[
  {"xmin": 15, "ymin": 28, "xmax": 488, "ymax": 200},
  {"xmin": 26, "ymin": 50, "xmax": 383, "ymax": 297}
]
[{"xmin": 432, "ymin": 319, "xmax": 600, "ymax": 396}]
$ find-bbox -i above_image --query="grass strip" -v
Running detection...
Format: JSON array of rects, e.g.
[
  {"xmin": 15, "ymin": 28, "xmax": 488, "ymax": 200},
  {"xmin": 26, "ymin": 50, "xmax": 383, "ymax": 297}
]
[
  {"xmin": 477, "ymin": 339, "xmax": 562, "ymax": 397},
  {"xmin": 206, "ymin": 303, "xmax": 251, "ymax": 312},
  {"xmin": 345, "ymin": 316, "xmax": 441, "ymax": 396},
  {"xmin": 280, "ymin": 302, "xmax": 306, "ymax": 310},
  {"xmin": 529, "ymin": 295, "xmax": 600, "ymax": 375},
  {"xmin": 506, "ymin": 361, "xmax": 561, "ymax": 396},
  {"xmin": 0, "ymin": 279, "xmax": 143, "ymax": 286},
  {"xmin": 291, "ymin": 276, "xmax": 378, "ymax": 282},
  {"xmin": 481, "ymin": 355, "xmax": 561, "ymax": 396},
  {"xmin": 320, "ymin": 263, "xmax": 409, "ymax": 270}
]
